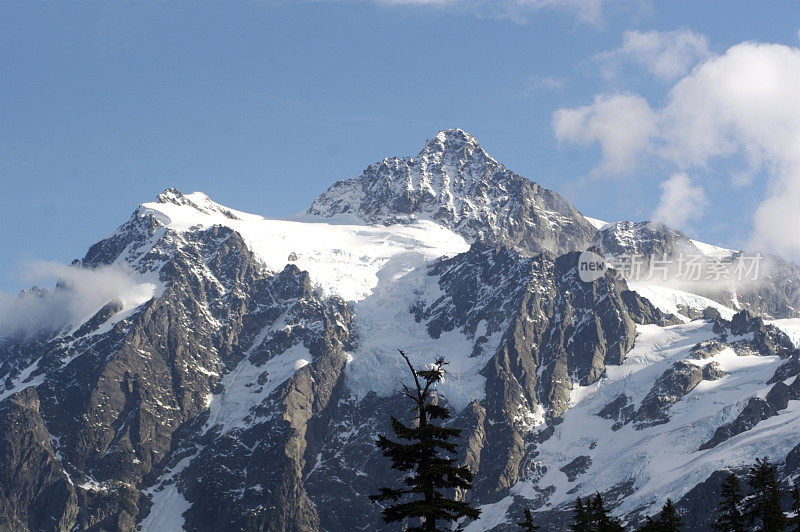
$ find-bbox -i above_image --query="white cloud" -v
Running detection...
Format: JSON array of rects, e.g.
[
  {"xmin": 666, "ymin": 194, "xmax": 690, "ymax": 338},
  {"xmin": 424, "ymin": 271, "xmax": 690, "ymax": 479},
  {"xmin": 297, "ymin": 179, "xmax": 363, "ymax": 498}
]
[
  {"xmin": 553, "ymin": 93, "xmax": 657, "ymax": 174},
  {"xmin": 554, "ymin": 41, "xmax": 800, "ymax": 258},
  {"xmin": 651, "ymin": 173, "xmax": 707, "ymax": 230},
  {"xmin": 595, "ymin": 29, "xmax": 712, "ymax": 81},
  {"xmin": 0, "ymin": 262, "xmax": 154, "ymax": 337},
  {"xmin": 524, "ymin": 75, "xmax": 565, "ymax": 95},
  {"xmin": 372, "ymin": 0, "xmax": 605, "ymax": 26}
]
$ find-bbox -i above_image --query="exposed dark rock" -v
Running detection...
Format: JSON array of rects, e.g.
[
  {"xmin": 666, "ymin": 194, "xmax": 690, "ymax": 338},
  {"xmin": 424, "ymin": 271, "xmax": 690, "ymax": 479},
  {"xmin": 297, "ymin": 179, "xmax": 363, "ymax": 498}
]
[
  {"xmin": 766, "ymin": 381, "xmax": 790, "ymax": 411},
  {"xmin": 784, "ymin": 440, "xmax": 800, "ymax": 476},
  {"xmin": 703, "ymin": 307, "xmax": 722, "ymax": 322},
  {"xmin": 0, "ymin": 387, "xmax": 78, "ymax": 532},
  {"xmin": 699, "ymin": 397, "xmax": 776, "ymax": 450},
  {"xmin": 633, "ymin": 361, "xmax": 703, "ymax": 428},
  {"xmin": 670, "ymin": 469, "xmax": 742, "ymax": 532},
  {"xmin": 73, "ymin": 299, "xmax": 124, "ymax": 338},
  {"xmin": 559, "ymin": 455, "xmax": 592, "ymax": 482},
  {"xmin": 595, "ymin": 221, "xmax": 699, "ymax": 258},
  {"xmin": 713, "ymin": 310, "xmax": 798, "ymax": 367},
  {"xmin": 677, "ymin": 304, "xmax": 704, "ymax": 320},
  {"xmin": 769, "ymin": 351, "xmax": 800, "ymax": 384},
  {"xmin": 597, "ymin": 394, "xmax": 634, "ymax": 431},
  {"xmin": 789, "ymin": 375, "xmax": 800, "ymax": 400},
  {"xmin": 690, "ymin": 340, "xmax": 726, "ymax": 359},
  {"xmin": 702, "ymin": 361, "xmax": 726, "ymax": 381},
  {"xmin": 621, "ymin": 290, "xmax": 682, "ymax": 326}
]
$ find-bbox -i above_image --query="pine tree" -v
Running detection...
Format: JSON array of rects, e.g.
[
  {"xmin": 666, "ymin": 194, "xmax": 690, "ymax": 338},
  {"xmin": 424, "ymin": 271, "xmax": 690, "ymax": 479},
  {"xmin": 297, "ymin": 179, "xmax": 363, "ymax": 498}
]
[
  {"xmin": 370, "ymin": 351, "xmax": 481, "ymax": 531},
  {"xmin": 712, "ymin": 472, "xmax": 746, "ymax": 532},
  {"xmin": 590, "ymin": 493, "xmax": 625, "ymax": 532},
  {"xmin": 571, "ymin": 497, "xmax": 591, "ymax": 531},
  {"xmin": 746, "ymin": 457, "xmax": 786, "ymax": 532},
  {"xmin": 657, "ymin": 499, "xmax": 682, "ymax": 532},
  {"xmin": 517, "ymin": 507, "xmax": 539, "ymax": 531},
  {"xmin": 787, "ymin": 483, "xmax": 800, "ymax": 532},
  {"xmin": 638, "ymin": 516, "xmax": 658, "ymax": 532},
  {"xmin": 637, "ymin": 499, "xmax": 681, "ymax": 532}
]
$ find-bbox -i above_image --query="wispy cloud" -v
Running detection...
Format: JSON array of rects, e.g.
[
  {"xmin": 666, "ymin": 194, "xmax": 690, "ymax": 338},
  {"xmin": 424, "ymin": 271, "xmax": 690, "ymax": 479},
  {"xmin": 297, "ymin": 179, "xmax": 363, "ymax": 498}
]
[
  {"xmin": 523, "ymin": 76, "xmax": 565, "ymax": 96},
  {"xmin": 594, "ymin": 29, "xmax": 712, "ymax": 82},
  {"xmin": 651, "ymin": 173, "xmax": 707, "ymax": 230},
  {"xmin": 371, "ymin": 0, "xmax": 606, "ymax": 26},
  {"xmin": 0, "ymin": 262, "xmax": 154, "ymax": 337}
]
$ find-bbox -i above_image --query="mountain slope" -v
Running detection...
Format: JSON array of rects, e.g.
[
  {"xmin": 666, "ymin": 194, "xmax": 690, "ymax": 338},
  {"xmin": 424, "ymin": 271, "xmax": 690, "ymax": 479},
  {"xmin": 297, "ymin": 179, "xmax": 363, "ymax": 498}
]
[{"xmin": 1, "ymin": 131, "xmax": 800, "ymax": 531}]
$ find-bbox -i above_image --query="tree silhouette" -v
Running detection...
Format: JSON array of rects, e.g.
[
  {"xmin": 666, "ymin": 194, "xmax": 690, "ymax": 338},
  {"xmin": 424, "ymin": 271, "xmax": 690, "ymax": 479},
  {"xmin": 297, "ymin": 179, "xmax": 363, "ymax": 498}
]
[
  {"xmin": 789, "ymin": 483, "xmax": 800, "ymax": 532},
  {"xmin": 657, "ymin": 499, "xmax": 682, "ymax": 531},
  {"xmin": 590, "ymin": 493, "xmax": 624, "ymax": 531},
  {"xmin": 746, "ymin": 457, "xmax": 786, "ymax": 532},
  {"xmin": 712, "ymin": 472, "xmax": 746, "ymax": 532},
  {"xmin": 517, "ymin": 507, "xmax": 539, "ymax": 531},
  {"xmin": 571, "ymin": 497, "xmax": 591, "ymax": 531},
  {"xmin": 370, "ymin": 350, "xmax": 480, "ymax": 531}
]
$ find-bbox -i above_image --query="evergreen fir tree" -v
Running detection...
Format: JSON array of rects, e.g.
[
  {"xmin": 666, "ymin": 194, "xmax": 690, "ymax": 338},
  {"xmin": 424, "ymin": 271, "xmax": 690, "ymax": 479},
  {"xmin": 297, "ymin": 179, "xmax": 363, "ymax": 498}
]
[
  {"xmin": 657, "ymin": 499, "xmax": 682, "ymax": 532},
  {"xmin": 591, "ymin": 493, "xmax": 625, "ymax": 532},
  {"xmin": 746, "ymin": 457, "xmax": 786, "ymax": 532},
  {"xmin": 370, "ymin": 350, "xmax": 481, "ymax": 531},
  {"xmin": 638, "ymin": 516, "xmax": 658, "ymax": 532},
  {"xmin": 712, "ymin": 472, "xmax": 746, "ymax": 532},
  {"xmin": 571, "ymin": 497, "xmax": 591, "ymax": 532},
  {"xmin": 517, "ymin": 507, "xmax": 539, "ymax": 531},
  {"xmin": 637, "ymin": 499, "xmax": 681, "ymax": 532},
  {"xmin": 787, "ymin": 483, "xmax": 800, "ymax": 532}
]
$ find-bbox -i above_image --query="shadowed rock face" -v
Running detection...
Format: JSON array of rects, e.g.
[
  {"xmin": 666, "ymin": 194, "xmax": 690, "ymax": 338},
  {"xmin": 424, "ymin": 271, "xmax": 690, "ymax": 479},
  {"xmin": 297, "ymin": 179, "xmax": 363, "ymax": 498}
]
[
  {"xmin": 308, "ymin": 129, "xmax": 597, "ymax": 257},
  {"xmin": 699, "ymin": 396, "xmax": 776, "ymax": 451},
  {"xmin": 0, "ymin": 387, "xmax": 78, "ymax": 532},
  {"xmin": 0, "ymin": 213, "xmax": 358, "ymax": 530}
]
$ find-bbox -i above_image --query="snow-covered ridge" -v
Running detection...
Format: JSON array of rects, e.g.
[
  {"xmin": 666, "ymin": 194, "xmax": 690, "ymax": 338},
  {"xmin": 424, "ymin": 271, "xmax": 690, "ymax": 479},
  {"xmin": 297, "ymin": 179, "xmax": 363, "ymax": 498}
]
[{"xmin": 138, "ymin": 190, "xmax": 469, "ymax": 302}]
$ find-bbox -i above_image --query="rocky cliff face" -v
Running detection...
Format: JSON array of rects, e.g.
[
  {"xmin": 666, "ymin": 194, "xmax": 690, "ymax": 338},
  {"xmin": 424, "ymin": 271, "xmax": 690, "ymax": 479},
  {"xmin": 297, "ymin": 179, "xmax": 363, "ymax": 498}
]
[{"xmin": 2, "ymin": 131, "xmax": 800, "ymax": 531}]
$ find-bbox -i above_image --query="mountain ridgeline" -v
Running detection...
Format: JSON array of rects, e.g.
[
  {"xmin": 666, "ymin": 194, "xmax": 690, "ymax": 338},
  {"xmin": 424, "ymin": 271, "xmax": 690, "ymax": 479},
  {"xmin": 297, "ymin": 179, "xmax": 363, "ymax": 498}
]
[{"xmin": 1, "ymin": 130, "xmax": 800, "ymax": 531}]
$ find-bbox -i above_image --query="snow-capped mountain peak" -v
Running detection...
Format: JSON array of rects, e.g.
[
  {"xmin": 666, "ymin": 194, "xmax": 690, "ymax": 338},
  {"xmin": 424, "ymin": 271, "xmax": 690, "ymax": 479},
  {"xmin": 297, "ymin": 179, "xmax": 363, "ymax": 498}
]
[{"xmin": 308, "ymin": 129, "xmax": 597, "ymax": 256}]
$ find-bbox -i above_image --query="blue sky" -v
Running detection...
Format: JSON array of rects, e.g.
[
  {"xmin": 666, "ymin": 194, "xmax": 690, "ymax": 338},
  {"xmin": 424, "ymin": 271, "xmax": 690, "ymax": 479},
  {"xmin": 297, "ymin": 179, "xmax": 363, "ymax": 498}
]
[{"xmin": 2, "ymin": 1, "xmax": 800, "ymax": 293}]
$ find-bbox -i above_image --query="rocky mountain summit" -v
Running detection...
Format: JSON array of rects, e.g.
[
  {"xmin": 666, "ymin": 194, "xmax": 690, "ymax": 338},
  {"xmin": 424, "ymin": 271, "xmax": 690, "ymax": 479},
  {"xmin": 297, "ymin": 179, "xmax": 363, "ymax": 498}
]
[
  {"xmin": 308, "ymin": 129, "xmax": 597, "ymax": 256},
  {"xmin": 1, "ymin": 131, "xmax": 800, "ymax": 531}
]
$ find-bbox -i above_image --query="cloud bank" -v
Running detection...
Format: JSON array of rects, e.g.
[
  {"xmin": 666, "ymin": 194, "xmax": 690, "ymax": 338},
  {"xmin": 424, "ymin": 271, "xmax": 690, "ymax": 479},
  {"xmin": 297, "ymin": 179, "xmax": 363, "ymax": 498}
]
[
  {"xmin": 0, "ymin": 262, "xmax": 156, "ymax": 338},
  {"xmin": 554, "ymin": 40, "xmax": 800, "ymax": 258}
]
